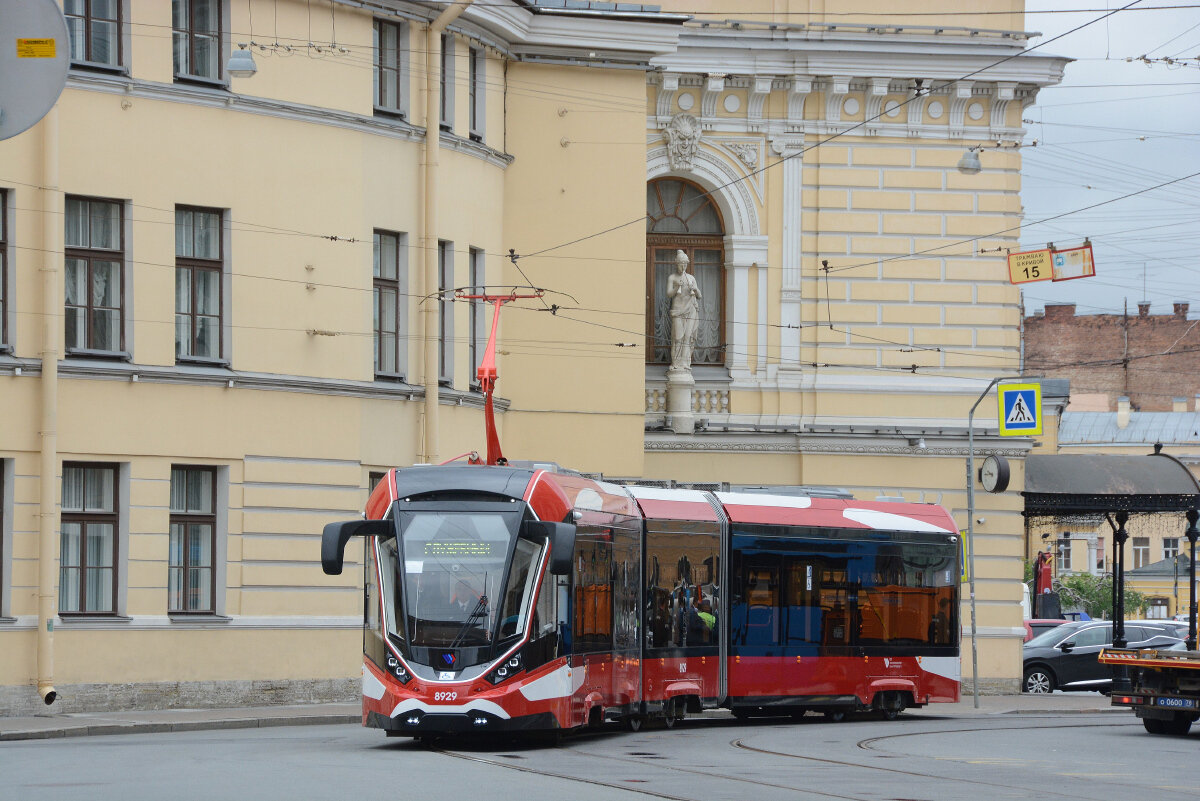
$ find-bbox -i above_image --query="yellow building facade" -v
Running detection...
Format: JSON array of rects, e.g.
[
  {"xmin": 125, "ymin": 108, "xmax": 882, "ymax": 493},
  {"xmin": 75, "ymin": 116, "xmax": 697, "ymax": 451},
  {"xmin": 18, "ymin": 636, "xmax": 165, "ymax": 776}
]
[{"xmin": 0, "ymin": 0, "xmax": 1065, "ymax": 713}]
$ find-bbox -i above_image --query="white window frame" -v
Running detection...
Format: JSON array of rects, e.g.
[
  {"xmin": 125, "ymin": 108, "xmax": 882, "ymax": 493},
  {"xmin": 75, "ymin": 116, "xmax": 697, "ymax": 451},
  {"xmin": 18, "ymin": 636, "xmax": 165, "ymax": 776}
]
[
  {"xmin": 0, "ymin": 459, "xmax": 12, "ymax": 620},
  {"xmin": 0, "ymin": 188, "xmax": 10, "ymax": 352},
  {"xmin": 1056, "ymin": 537, "xmax": 1073, "ymax": 572},
  {"xmin": 469, "ymin": 44, "xmax": 485, "ymax": 142},
  {"xmin": 373, "ymin": 229, "xmax": 408, "ymax": 380},
  {"xmin": 64, "ymin": 195, "xmax": 133, "ymax": 359},
  {"xmin": 171, "ymin": 0, "xmax": 230, "ymax": 85},
  {"xmin": 468, "ymin": 247, "xmax": 485, "ymax": 390},
  {"xmin": 1132, "ymin": 536, "xmax": 1150, "ymax": 570},
  {"xmin": 168, "ymin": 464, "xmax": 227, "ymax": 616},
  {"xmin": 1164, "ymin": 538, "xmax": 1180, "ymax": 561},
  {"xmin": 439, "ymin": 241, "xmax": 453, "ymax": 386},
  {"xmin": 440, "ymin": 32, "xmax": 455, "ymax": 131},
  {"xmin": 373, "ymin": 18, "xmax": 408, "ymax": 118},
  {"xmin": 59, "ymin": 462, "xmax": 129, "ymax": 616}
]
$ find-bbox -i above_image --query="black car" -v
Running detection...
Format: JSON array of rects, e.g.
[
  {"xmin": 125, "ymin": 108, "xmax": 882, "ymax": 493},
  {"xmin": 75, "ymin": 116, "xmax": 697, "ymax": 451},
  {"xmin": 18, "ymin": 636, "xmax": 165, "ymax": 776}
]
[{"xmin": 1022, "ymin": 620, "xmax": 1183, "ymax": 693}]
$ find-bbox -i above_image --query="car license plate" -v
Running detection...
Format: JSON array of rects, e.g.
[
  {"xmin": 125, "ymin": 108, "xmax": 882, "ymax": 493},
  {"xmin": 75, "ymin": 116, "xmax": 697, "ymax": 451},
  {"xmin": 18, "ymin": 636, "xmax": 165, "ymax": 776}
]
[{"xmin": 1155, "ymin": 697, "xmax": 1197, "ymax": 709}]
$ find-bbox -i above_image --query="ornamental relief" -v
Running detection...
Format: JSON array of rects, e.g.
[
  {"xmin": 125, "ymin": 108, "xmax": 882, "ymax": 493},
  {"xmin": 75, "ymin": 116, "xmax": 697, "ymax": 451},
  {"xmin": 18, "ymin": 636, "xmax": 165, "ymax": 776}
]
[
  {"xmin": 650, "ymin": 74, "xmax": 1023, "ymax": 141},
  {"xmin": 662, "ymin": 113, "xmax": 702, "ymax": 171}
]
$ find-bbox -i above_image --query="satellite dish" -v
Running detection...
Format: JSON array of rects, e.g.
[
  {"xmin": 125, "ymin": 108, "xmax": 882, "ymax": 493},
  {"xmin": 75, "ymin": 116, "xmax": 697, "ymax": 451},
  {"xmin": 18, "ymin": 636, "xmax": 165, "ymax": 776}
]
[{"xmin": 0, "ymin": 0, "xmax": 71, "ymax": 141}]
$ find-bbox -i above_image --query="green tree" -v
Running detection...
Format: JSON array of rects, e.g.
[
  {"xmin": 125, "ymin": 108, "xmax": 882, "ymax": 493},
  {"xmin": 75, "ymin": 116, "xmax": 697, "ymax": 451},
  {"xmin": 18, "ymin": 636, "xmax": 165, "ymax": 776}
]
[{"xmin": 1056, "ymin": 573, "xmax": 1147, "ymax": 619}]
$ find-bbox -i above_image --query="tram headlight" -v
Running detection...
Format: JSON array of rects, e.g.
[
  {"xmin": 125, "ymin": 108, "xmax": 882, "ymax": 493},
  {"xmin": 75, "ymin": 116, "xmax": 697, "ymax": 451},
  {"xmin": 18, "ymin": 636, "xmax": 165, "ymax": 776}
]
[
  {"xmin": 487, "ymin": 651, "xmax": 523, "ymax": 685},
  {"xmin": 386, "ymin": 654, "xmax": 413, "ymax": 685}
]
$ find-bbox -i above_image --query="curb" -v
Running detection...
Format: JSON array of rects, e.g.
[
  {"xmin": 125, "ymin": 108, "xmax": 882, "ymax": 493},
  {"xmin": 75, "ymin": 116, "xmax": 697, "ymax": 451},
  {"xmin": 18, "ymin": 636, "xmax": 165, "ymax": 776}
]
[{"xmin": 0, "ymin": 713, "xmax": 361, "ymax": 742}]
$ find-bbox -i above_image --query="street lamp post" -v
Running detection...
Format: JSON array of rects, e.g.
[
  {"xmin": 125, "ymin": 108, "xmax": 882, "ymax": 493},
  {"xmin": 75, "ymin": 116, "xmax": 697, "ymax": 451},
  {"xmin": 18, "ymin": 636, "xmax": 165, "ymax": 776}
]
[{"xmin": 966, "ymin": 375, "xmax": 1032, "ymax": 708}]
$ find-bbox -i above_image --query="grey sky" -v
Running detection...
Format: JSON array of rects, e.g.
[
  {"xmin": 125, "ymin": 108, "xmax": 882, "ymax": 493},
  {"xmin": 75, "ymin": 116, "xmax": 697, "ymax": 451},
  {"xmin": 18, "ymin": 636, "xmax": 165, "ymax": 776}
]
[{"xmin": 1017, "ymin": 0, "xmax": 1200, "ymax": 317}]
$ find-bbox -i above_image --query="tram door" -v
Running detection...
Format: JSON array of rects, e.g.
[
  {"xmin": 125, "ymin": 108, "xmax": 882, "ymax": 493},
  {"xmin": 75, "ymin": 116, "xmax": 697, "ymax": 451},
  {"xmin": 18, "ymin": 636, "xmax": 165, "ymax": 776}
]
[{"xmin": 644, "ymin": 519, "xmax": 722, "ymax": 705}]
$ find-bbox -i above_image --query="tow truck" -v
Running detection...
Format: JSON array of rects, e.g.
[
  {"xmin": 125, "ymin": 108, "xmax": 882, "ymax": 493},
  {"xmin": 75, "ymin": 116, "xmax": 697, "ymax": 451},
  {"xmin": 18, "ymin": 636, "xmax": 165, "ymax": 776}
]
[{"xmin": 1099, "ymin": 509, "xmax": 1199, "ymax": 736}]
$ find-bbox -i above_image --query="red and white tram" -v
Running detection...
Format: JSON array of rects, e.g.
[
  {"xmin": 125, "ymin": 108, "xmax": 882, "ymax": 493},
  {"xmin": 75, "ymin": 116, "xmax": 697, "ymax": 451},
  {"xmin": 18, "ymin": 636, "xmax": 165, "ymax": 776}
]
[{"xmin": 321, "ymin": 465, "xmax": 960, "ymax": 736}]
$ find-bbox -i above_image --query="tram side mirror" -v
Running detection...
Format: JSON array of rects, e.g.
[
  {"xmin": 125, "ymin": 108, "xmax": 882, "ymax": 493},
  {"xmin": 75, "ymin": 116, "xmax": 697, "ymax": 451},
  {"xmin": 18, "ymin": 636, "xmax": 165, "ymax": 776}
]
[
  {"xmin": 523, "ymin": 520, "xmax": 576, "ymax": 575},
  {"xmin": 322, "ymin": 519, "xmax": 393, "ymax": 575}
]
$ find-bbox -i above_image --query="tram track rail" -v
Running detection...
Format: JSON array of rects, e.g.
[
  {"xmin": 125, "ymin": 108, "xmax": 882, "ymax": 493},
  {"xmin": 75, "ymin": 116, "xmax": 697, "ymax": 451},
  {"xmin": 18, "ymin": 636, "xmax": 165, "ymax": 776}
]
[{"xmin": 427, "ymin": 716, "xmax": 1154, "ymax": 801}]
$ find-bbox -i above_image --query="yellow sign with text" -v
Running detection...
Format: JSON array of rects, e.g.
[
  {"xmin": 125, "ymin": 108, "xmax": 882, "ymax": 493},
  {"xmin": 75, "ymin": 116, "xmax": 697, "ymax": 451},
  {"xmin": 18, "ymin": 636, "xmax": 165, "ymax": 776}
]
[
  {"xmin": 1007, "ymin": 249, "xmax": 1052, "ymax": 285},
  {"xmin": 16, "ymin": 38, "xmax": 57, "ymax": 58}
]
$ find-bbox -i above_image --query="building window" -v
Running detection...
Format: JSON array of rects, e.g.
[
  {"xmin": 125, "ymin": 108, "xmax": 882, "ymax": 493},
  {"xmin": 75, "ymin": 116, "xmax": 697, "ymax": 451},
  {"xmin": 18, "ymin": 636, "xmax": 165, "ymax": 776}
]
[
  {"xmin": 1165, "ymin": 538, "xmax": 1180, "ymax": 561},
  {"xmin": 373, "ymin": 19, "xmax": 406, "ymax": 116},
  {"xmin": 440, "ymin": 33, "xmax": 454, "ymax": 130},
  {"xmin": 60, "ymin": 464, "xmax": 118, "ymax": 614},
  {"xmin": 646, "ymin": 178, "xmax": 725, "ymax": 366},
  {"xmin": 1056, "ymin": 538, "xmax": 1073, "ymax": 572},
  {"xmin": 172, "ymin": 0, "xmax": 222, "ymax": 82},
  {"xmin": 65, "ymin": 0, "xmax": 122, "ymax": 69},
  {"xmin": 368, "ymin": 471, "xmax": 387, "ymax": 493},
  {"xmin": 439, "ymin": 241, "xmax": 453, "ymax": 385},
  {"xmin": 468, "ymin": 248, "xmax": 485, "ymax": 389},
  {"xmin": 469, "ymin": 45, "xmax": 485, "ymax": 141},
  {"xmin": 175, "ymin": 207, "xmax": 223, "ymax": 362},
  {"xmin": 65, "ymin": 196, "xmax": 124, "ymax": 354},
  {"xmin": 0, "ymin": 460, "xmax": 7, "ymax": 615},
  {"xmin": 169, "ymin": 466, "xmax": 216, "ymax": 613},
  {"xmin": 0, "ymin": 189, "xmax": 7, "ymax": 347},
  {"xmin": 1132, "ymin": 537, "xmax": 1150, "ymax": 569},
  {"xmin": 1147, "ymin": 598, "xmax": 1169, "ymax": 619},
  {"xmin": 373, "ymin": 230, "xmax": 405, "ymax": 378}
]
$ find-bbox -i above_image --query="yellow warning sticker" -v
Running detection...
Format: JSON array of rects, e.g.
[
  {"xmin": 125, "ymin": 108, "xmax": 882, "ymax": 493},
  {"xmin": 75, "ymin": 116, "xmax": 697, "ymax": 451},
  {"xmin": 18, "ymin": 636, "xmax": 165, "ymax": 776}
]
[{"xmin": 17, "ymin": 38, "xmax": 57, "ymax": 58}]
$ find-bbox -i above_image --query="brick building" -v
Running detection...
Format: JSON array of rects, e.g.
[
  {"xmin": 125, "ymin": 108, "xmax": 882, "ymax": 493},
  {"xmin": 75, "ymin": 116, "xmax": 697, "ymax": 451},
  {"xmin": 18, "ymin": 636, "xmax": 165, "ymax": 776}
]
[{"xmin": 1024, "ymin": 302, "xmax": 1200, "ymax": 411}]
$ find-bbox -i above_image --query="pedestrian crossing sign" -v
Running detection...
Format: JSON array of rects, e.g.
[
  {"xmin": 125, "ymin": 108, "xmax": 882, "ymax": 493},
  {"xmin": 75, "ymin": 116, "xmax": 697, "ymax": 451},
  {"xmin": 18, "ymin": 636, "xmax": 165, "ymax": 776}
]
[{"xmin": 998, "ymin": 382, "xmax": 1041, "ymax": 436}]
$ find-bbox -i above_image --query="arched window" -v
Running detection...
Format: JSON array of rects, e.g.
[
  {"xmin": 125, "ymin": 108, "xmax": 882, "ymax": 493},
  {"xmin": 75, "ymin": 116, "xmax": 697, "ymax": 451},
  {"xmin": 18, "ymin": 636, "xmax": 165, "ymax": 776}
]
[{"xmin": 646, "ymin": 179, "xmax": 725, "ymax": 365}]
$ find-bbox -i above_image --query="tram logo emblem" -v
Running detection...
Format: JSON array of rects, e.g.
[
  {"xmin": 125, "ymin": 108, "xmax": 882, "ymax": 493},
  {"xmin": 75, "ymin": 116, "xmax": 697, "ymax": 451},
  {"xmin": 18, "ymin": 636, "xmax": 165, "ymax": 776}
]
[{"xmin": 441, "ymin": 653, "xmax": 456, "ymax": 666}]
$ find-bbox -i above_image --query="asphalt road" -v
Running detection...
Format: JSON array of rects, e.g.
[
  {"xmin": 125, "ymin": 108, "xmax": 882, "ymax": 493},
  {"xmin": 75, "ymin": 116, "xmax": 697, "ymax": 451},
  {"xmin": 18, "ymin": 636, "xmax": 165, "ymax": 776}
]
[{"xmin": 3, "ymin": 710, "xmax": 1196, "ymax": 801}]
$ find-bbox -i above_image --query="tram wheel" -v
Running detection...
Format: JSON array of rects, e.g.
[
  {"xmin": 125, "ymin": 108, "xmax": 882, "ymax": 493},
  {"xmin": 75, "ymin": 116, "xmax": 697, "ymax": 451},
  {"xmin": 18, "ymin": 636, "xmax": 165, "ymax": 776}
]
[
  {"xmin": 662, "ymin": 698, "xmax": 682, "ymax": 729},
  {"xmin": 823, "ymin": 710, "xmax": 847, "ymax": 723},
  {"xmin": 624, "ymin": 715, "xmax": 643, "ymax": 732},
  {"xmin": 876, "ymin": 692, "xmax": 906, "ymax": 721}
]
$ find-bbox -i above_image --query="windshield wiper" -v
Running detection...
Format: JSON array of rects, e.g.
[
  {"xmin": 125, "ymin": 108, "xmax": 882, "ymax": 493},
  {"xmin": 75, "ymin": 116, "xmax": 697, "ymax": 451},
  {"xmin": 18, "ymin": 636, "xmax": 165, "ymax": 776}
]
[{"xmin": 450, "ymin": 595, "xmax": 489, "ymax": 649}]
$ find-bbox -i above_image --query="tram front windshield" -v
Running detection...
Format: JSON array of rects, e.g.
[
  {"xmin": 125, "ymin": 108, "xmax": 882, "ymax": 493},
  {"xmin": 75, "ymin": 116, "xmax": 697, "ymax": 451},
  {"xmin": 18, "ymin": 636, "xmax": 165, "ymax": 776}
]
[{"xmin": 399, "ymin": 512, "xmax": 542, "ymax": 649}]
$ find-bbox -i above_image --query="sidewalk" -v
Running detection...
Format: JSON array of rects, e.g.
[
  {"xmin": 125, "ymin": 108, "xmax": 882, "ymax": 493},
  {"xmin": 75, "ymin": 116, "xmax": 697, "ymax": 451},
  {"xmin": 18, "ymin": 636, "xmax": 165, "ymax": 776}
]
[{"xmin": 0, "ymin": 694, "xmax": 1120, "ymax": 742}]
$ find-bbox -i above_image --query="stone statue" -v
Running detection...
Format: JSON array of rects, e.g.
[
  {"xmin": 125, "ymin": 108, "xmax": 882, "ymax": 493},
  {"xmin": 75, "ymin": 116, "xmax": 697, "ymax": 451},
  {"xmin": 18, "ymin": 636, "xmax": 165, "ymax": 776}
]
[{"xmin": 667, "ymin": 250, "xmax": 702, "ymax": 371}]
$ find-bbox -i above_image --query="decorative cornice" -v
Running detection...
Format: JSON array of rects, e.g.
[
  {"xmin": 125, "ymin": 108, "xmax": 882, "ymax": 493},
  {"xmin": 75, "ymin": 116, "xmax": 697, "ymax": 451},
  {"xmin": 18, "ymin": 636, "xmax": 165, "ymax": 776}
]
[
  {"xmin": 66, "ymin": 73, "xmax": 515, "ymax": 169},
  {"xmin": 907, "ymin": 86, "xmax": 930, "ymax": 137},
  {"xmin": 701, "ymin": 74, "xmax": 726, "ymax": 117},
  {"xmin": 748, "ymin": 75, "xmax": 773, "ymax": 123},
  {"xmin": 824, "ymin": 75, "xmax": 852, "ymax": 123},
  {"xmin": 991, "ymin": 81, "xmax": 1017, "ymax": 129},
  {"xmin": 863, "ymin": 77, "xmax": 891, "ymax": 135},
  {"xmin": 947, "ymin": 80, "xmax": 974, "ymax": 139},
  {"xmin": 788, "ymin": 75, "xmax": 813, "ymax": 123},
  {"xmin": 656, "ymin": 72, "xmax": 680, "ymax": 117},
  {"xmin": 29, "ymin": 358, "xmax": 510, "ymax": 410}
]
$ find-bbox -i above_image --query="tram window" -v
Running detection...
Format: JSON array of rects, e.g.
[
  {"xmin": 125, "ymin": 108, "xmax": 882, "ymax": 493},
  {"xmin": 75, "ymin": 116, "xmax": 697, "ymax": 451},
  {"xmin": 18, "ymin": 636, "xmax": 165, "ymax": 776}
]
[
  {"xmin": 364, "ymin": 541, "xmax": 387, "ymax": 667},
  {"xmin": 611, "ymin": 521, "xmax": 641, "ymax": 651},
  {"xmin": 645, "ymin": 519, "xmax": 720, "ymax": 649},
  {"xmin": 523, "ymin": 566, "xmax": 561, "ymax": 671},
  {"xmin": 572, "ymin": 528, "xmax": 613, "ymax": 653},
  {"xmin": 784, "ymin": 560, "xmax": 822, "ymax": 645},
  {"xmin": 378, "ymin": 537, "xmax": 404, "ymax": 643},
  {"xmin": 731, "ymin": 526, "xmax": 958, "ymax": 654}
]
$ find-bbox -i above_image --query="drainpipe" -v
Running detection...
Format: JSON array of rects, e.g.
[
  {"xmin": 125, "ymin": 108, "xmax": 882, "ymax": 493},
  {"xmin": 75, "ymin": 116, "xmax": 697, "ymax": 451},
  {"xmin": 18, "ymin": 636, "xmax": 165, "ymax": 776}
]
[
  {"xmin": 37, "ymin": 107, "xmax": 60, "ymax": 705},
  {"xmin": 420, "ymin": 1, "xmax": 474, "ymax": 463}
]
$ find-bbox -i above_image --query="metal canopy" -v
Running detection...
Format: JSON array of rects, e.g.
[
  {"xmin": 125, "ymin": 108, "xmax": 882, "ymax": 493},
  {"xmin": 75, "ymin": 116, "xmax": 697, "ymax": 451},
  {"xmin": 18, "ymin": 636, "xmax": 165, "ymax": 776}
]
[{"xmin": 1024, "ymin": 454, "xmax": 1200, "ymax": 515}]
